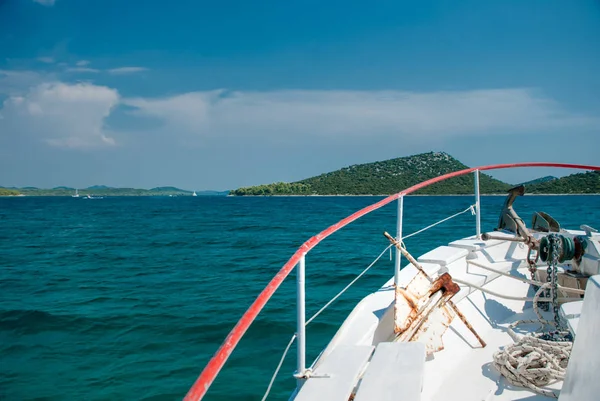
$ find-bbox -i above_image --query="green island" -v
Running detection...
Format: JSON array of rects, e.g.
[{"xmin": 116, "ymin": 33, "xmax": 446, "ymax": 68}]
[
  {"xmin": 0, "ymin": 185, "xmax": 228, "ymax": 197},
  {"xmin": 230, "ymin": 152, "xmax": 600, "ymax": 196},
  {"xmin": 526, "ymin": 171, "xmax": 600, "ymax": 194}
]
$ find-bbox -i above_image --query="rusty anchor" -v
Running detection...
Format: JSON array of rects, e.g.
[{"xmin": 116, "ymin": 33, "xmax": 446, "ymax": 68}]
[{"xmin": 384, "ymin": 231, "xmax": 486, "ymax": 352}]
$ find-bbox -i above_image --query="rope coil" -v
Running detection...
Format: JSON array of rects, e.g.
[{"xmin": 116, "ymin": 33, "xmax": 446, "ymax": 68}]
[
  {"xmin": 492, "ymin": 283, "xmax": 574, "ymax": 398},
  {"xmin": 493, "ymin": 333, "xmax": 571, "ymax": 398}
]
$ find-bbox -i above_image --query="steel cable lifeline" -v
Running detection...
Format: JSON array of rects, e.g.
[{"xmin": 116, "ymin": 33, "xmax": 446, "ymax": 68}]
[{"xmin": 184, "ymin": 162, "xmax": 600, "ymax": 401}]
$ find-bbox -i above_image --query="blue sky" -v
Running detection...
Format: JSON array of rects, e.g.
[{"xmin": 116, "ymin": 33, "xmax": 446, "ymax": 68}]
[{"xmin": 1, "ymin": 0, "xmax": 599, "ymax": 190}]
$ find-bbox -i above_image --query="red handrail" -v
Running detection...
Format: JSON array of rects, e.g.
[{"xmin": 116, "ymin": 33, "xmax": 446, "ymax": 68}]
[{"xmin": 184, "ymin": 162, "xmax": 599, "ymax": 400}]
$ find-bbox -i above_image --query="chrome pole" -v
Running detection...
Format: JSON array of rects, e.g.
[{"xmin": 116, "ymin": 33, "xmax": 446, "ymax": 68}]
[
  {"xmin": 474, "ymin": 170, "xmax": 481, "ymax": 239},
  {"xmin": 395, "ymin": 195, "xmax": 404, "ymax": 286},
  {"xmin": 295, "ymin": 254, "xmax": 306, "ymax": 388}
]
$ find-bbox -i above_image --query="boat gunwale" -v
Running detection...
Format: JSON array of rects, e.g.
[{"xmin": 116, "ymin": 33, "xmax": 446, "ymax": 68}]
[{"xmin": 184, "ymin": 162, "xmax": 600, "ymax": 401}]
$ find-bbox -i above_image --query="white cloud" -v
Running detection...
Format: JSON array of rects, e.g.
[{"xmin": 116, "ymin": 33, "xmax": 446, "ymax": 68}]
[
  {"xmin": 0, "ymin": 82, "xmax": 119, "ymax": 149},
  {"xmin": 37, "ymin": 56, "xmax": 55, "ymax": 63},
  {"xmin": 123, "ymin": 88, "xmax": 598, "ymax": 141},
  {"xmin": 66, "ymin": 67, "xmax": 100, "ymax": 73},
  {"xmin": 33, "ymin": 0, "xmax": 55, "ymax": 5},
  {"xmin": 2, "ymin": 84, "xmax": 596, "ymax": 152},
  {"xmin": 107, "ymin": 67, "xmax": 148, "ymax": 75},
  {"xmin": 76, "ymin": 60, "xmax": 90, "ymax": 67},
  {"xmin": 125, "ymin": 92, "xmax": 215, "ymax": 132},
  {"xmin": 0, "ymin": 70, "xmax": 47, "ymax": 95}
]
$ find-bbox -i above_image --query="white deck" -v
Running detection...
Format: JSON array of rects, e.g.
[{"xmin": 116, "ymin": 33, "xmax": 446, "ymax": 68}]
[
  {"xmin": 294, "ymin": 345, "xmax": 373, "ymax": 401},
  {"xmin": 354, "ymin": 342, "xmax": 425, "ymax": 401},
  {"xmin": 293, "ymin": 230, "xmax": 595, "ymax": 401}
]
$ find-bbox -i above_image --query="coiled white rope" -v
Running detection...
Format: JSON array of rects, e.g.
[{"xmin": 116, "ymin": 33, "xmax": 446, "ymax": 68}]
[{"xmin": 492, "ymin": 283, "xmax": 573, "ymax": 399}]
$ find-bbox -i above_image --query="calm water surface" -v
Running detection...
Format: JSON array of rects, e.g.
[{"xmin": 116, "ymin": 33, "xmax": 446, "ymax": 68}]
[{"xmin": 1, "ymin": 195, "xmax": 599, "ymax": 400}]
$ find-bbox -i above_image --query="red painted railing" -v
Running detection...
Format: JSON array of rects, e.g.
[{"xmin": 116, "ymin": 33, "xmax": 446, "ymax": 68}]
[{"xmin": 184, "ymin": 162, "xmax": 599, "ymax": 400}]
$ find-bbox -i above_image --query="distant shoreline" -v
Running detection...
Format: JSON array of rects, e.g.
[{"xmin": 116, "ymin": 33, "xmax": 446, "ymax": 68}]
[
  {"xmin": 3, "ymin": 193, "xmax": 599, "ymax": 198},
  {"xmin": 226, "ymin": 193, "xmax": 600, "ymax": 197}
]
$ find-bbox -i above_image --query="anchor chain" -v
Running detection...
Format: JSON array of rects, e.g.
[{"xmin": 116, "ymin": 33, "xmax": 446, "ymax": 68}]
[
  {"xmin": 541, "ymin": 234, "xmax": 561, "ymax": 315},
  {"xmin": 544, "ymin": 238, "xmax": 553, "ymax": 312},
  {"xmin": 539, "ymin": 234, "xmax": 569, "ymax": 341},
  {"xmin": 550, "ymin": 234, "xmax": 561, "ymax": 327}
]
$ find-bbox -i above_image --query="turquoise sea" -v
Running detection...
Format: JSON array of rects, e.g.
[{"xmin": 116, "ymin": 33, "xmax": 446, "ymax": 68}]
[{"xmin": 1, "ymin": 195, "xmax": 599, "ymax": 400}]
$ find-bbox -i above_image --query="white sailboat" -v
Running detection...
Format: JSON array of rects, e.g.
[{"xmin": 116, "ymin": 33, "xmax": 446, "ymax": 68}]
[
  {"xmin": 72, "ymin": 189, "xmax": 79, "ymax": 198},
  {"xmin": 192, "ymin": 191, "xmax": 197, "ymax": 197},
  {"xmin": 184, "ymin": 162, "xmax": 600, "ymax": 401}
]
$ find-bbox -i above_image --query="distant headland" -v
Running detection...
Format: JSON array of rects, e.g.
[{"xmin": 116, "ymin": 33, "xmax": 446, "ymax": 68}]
[{"xmin": 229, "ymin": 152, "xmax": 599, "ymax": 196}]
